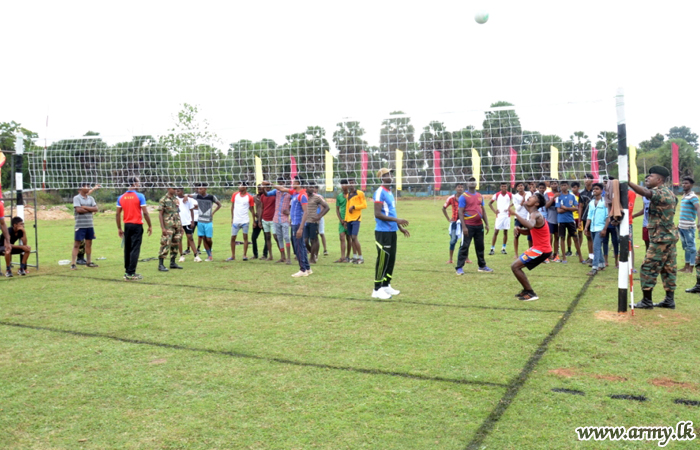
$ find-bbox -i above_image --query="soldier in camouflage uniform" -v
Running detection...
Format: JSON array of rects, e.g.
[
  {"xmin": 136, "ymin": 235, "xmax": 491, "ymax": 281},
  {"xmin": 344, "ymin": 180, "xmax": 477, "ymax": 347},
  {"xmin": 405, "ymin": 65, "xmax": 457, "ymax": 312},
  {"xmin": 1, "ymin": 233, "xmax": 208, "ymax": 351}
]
[
  {"xmin": 158, "ymin": 186, "xmax": 184, "ymax": 271},
  {"xmin": 629, "ymin": 166, "xmax": 678, "ymax": 309}
]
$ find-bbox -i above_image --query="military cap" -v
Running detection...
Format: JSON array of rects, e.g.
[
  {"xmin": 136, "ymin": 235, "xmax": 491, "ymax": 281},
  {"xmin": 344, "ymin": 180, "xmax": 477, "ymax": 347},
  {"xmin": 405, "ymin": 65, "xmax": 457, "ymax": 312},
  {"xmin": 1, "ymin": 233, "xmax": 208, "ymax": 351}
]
[{"xmin": 649, "ymin": 166, "xmax": 670, "ymax": 178}]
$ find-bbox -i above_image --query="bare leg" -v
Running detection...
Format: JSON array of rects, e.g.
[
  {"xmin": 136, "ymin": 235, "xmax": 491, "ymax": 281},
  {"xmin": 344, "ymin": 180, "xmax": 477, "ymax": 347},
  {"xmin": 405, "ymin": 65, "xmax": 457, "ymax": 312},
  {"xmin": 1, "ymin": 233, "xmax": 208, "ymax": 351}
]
[
  {"xmin": 491, "ymin": 230, "xmax": 499, "ymax": 247},
  {"xmin": 242, "ymin": 233, "xmax": 248, "ymax": 258},
  {"xmin": 265, "ymin": 232, "xmax": 274, "ymax": 260},
  {"xmin": 71, "ymin": 241, "xmax": 81, "ymax": 265},
  {"xmin": 230, "ymin": 236, "xmax": 237, "ymax": 259},
  {"xmin": 84, "ymin": 239, "xmax": 93, "ymax": 264},
  {"xmin": 320, "ymin": 233, "xmax": 327, "ymax": 254},
  {"xmin": 511, "ymin": 259, "xmax": 533, "ymax": 292}
]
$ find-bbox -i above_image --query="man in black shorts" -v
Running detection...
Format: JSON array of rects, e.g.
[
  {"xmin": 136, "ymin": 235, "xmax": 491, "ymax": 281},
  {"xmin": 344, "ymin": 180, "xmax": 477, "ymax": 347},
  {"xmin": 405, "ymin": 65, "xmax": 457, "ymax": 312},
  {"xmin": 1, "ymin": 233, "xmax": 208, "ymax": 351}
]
[
  {"xmin": 4, "ymin": 217, "xmax": 32, "ymax": 276},
  {"xmin": 555, "ymin": 181, "xmax": 583, "ymax": 264}
]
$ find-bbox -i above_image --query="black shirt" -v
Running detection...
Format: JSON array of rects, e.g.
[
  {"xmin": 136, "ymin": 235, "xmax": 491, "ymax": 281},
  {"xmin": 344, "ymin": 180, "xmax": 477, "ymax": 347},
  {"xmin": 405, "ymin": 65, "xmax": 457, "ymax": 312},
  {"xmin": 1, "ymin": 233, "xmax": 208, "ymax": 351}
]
[
  {"xmin": 9, "ymin": 228, "xmax": 24, "ymax": 245},
  {"xmin": 578, "ymin": 188, "xmax": 594, "ymax": 220}
]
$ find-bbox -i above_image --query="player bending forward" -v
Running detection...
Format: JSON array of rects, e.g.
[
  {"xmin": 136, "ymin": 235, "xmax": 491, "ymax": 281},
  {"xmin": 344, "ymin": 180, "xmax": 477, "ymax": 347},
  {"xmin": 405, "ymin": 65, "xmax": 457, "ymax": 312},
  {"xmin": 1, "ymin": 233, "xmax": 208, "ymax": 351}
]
[{"xmin": 509, "ymin": 192, "xmax": 551, "ymax": 301}]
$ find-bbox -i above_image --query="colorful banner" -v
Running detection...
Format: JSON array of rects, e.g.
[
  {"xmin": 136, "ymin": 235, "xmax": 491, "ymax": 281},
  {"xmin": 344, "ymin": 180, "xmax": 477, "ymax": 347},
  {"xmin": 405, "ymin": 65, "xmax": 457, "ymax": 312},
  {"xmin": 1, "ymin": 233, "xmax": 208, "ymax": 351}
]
[
  {"xmin": 509, "ymin": 147, "xmax": 517, "ymax": 188},
  {"xmin": 360, "ymin": 150, "xmax": 368, "ymax": 191},
  {"xmin": 290, "ymin": 155, "xmax": 297, "ymax": 181},
  {"xmin": 0, "ymin": 151, "xmax": 5, "ymax": 199},
  {"xmin": 672, "ymin": 142, "xmax": 680, "ymax": 186},
  {"xmin": 550, "ymin": 145, "xmax": 559, "ymax": 180},
  {"xmin": 471, "ymin": 148, "xmax": 481, "ymax": 190},
  {"xmin": 325, "ymin": 151, "xmax": 333, "ymax": 192},
  {"xmin": 629, "ymin": 146, "xmax": 638, "ymax": 183},
  {"xmin": 396, "ymin": 149, "xmax": 403, "ymax": 191},
  {"xmin": 255, "ymin": 156, "xmax": 263, "ymax": 187},
  {"xmin": 591, "ymin": 147, "xmax": 599, "ymax": 182},
  {"xmin": 433, "ymin": 150, "xmax": 442, "ymax": 192}
]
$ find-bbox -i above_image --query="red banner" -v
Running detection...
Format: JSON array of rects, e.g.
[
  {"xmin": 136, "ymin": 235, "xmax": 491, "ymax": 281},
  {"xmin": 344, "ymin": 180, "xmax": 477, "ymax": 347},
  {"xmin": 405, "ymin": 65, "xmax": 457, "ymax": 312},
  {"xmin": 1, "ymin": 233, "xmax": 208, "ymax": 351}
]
[
  {"xmin": 509, "ymin": 147, "xmax": 517, "ymax": 188},
  {"xmin": 433, "ymin": 150, "xmax": 442, "ymax": 191},
  {"xmin": 360, "ymin": 151, "xmax": 368, "ymax": 191},
  {"xmin": 591, "ymin": 147, "xmax": 599, "ymax": 182},
  {"xmin": 672, "ymin": 142, "xmax": 680, "ymax": 186},
  {"xmin": 290, "ymin": 155, "xmax": 297, "ymax": 181}
]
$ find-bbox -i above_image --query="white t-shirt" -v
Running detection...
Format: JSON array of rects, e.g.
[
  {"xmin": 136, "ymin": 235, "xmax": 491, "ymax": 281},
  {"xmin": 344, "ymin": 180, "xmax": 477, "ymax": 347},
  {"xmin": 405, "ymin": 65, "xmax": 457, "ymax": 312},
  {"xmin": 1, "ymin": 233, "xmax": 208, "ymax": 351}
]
[
  {"xmin": 493, "ymin": 191, "xmax": 513, "ymax": 218},
  {"xmin": 191, "ymin": 198, "xmax": 199, "ymax": 222},
  {"xmin": 177, "ymin": 196, "xmax": 194, "ymax": 226},
  {"xmin": 232, "ymin": 192, "xmax": 255, "ymax": 225},
  {"xmin": 513, "ymin": 191, "xmax": 532, "ymax": 218}
]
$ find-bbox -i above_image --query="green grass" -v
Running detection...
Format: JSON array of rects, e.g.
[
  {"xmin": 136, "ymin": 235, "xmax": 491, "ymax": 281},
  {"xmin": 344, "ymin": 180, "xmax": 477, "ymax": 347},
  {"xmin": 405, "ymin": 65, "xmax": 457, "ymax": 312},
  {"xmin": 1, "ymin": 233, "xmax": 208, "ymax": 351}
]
[{"xmin": 2, "ymin": 197, "xmax": 699, "ymax": 449}]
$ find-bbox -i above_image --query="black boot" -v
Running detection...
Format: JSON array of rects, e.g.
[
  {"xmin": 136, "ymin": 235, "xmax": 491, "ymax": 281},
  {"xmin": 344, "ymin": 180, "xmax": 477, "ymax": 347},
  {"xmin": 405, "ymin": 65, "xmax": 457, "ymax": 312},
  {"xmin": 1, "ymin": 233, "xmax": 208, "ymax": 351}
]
[
  {"xmin": 685, "ymin": 276, "xmax": 700, "ymax": 293},
  {"xmin": 169, "ymin": 256, "xmax": 183, "ymax": 269},
  {"xmin": 654, "ymin": 291, "xmax": 676, "ymax": 309},
  {"xmin": 158, "ymin": 258, "xmax": 169, "ymax": 272},
  {"xmin": 634, "ymin": 290, "xmax": 654, "ymax": 309}
]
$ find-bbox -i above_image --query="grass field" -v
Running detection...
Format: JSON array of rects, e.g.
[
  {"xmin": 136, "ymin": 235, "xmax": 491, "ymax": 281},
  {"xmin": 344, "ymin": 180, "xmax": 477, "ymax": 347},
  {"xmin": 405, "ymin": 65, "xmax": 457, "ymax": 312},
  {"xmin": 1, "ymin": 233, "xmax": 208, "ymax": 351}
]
[{"xmin": 2, "ymin": 197, "xmax": 699, "ymax": 449}]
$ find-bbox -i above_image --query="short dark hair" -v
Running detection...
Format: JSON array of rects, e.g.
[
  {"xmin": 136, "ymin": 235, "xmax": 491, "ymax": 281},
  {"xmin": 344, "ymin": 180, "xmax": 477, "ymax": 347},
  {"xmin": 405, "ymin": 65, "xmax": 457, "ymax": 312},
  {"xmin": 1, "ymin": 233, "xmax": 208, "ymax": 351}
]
[
  {"xmin": 239, "ymin": 180, "xmax": 248, "ymax": 187},
  {"xmin": 340, "ymin": 179, "xmax": 349, "ymax": 185},
  {"xmin": 560, "ymin": 180, "xmax": 569, "ymax": 186},
  {"xmin": 550, "ymin": 178, "xmax": 558, "ymax": 183},
  {"xmin": 468, "ymin": 177, "xmax": 476, "ymax": 182},
  {"xmin": 500, "ymin": 182, "xmax": 507, "ymax": 186},
  {"xmin": 584, "ymin": 173, "xmax": 594, "ymax": 180},
  {"xmin": 277, "ymin": 176, "xmax": 285, "ymax": 183},
  {"xmin": 80, "ymin": 181, "xmax": 91, "ymax": 188},
  {"xmin": 127, "ymin": 177, "xmax": 140, "ymax": 186},
  {"xmin": 535, "ymin": 192, "xmax": 546, "ymax": 209},
  {"xmin": 515, "ymin": 182, "xmax": 524, "ymax": 188},
  {"xmin": 592, "ymin": 182, "xmax": 604, "ymax": 190},
  {"xmin": 538, "ymin": 182, "xmax": 546, "ymax": 188},
  {"xmin": 11, "ymin": 217, "xmax": 23, "ymax": 226},
  {"xmin": 683, "ymin": 176, "xmax": 695, "ymax": 185},
  {"xmin": 570, "ymin": 181, "xmax": 580, "ymax": 188},
  {"xmin": 193, "ymin": 182, "xmax": 201, "ymax": 187},
  {"xmin": 455, "ymin": 182, "xmax": 465, "ymax": 188}
]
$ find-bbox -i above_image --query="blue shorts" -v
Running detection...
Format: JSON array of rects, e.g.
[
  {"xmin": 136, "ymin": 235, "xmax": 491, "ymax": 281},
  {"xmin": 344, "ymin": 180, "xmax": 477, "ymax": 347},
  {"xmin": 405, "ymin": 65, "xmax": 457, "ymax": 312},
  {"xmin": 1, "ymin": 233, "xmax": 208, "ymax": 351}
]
[
  {"xmin": 197, "ymin": 222, "xmax": 213, "ymax": 238},
  {"xmin": 75, "ymin": 227, "xmax": 96, "ymax": 241},
  {"xmin": 231, "ymin": 222, "xmax": 249, "ymax": 236},
  {"xmin": 346, "ymin": 221, "xmax": 361, "ymax": 236}
]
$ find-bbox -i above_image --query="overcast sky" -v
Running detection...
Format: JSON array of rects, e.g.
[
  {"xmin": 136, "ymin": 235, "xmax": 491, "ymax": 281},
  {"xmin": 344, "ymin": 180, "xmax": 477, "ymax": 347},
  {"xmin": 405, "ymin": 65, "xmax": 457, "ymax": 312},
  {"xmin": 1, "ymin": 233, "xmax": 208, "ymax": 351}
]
[{"xmin": 2, "ymin": 0, "xmax": 697, "ymax": 149}]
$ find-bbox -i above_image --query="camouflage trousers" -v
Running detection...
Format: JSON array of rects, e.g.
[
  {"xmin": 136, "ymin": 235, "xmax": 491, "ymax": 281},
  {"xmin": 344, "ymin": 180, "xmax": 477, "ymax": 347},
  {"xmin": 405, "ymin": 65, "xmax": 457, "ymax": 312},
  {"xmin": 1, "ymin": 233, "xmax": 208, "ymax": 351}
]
[
  {"xmin": 640, "ymin": 241, "xmax": 677, "ymax": 291},
  {"xmin": 159, "ymin": 222, "xmax": 182, "ymax": 259}
]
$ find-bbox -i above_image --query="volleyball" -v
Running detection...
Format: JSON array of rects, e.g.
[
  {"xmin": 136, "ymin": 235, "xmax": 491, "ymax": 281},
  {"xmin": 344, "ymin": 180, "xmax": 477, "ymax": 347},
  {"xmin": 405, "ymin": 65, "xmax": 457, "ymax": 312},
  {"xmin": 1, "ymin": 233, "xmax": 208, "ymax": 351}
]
[{"xmin": 475, "ymin": 11, "xmax": 489, "ymax": 24}]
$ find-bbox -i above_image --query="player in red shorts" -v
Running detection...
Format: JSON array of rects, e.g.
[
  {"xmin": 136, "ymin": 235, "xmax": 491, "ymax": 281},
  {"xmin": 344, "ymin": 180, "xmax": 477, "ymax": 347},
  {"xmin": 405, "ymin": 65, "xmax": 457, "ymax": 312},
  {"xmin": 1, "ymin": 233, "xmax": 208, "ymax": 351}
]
[{"xmin": 509, "ymin": 192, "xmax": 552, "ymax": 301}]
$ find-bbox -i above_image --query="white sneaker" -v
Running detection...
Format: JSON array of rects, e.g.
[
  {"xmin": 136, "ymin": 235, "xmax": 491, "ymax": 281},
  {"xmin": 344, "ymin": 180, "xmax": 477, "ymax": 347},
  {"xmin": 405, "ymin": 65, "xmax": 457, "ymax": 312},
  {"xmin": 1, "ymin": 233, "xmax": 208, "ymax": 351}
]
[
  {"xmin": 383, "ymin": 285, "xmax": 400, "ymax": 296},
  {"xmin": 193, "ymin": 256, "xmax": 203, "ymax": 262},
  {"xmin": 372, "ymin": 289, "xmax": 392, "ymax": 299},
  {"xmin": 307, "ymin": 269, "xmax": 313, "ymax": 275},
  {"xmin": 178, "ymin": 256, "xmax": 186, "ymax": 263},
  {"xmin": 291, "ymin": 270, "xmax": 309, "ymax": 277}
]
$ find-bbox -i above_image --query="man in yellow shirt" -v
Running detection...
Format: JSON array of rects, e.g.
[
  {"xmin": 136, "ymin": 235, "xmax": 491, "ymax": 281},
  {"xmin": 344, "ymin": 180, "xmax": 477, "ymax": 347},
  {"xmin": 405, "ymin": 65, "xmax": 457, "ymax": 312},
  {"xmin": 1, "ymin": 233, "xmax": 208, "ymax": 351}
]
[{"xmin": 346, "ymin": 179, "xmax": 367, "ymax": 264}]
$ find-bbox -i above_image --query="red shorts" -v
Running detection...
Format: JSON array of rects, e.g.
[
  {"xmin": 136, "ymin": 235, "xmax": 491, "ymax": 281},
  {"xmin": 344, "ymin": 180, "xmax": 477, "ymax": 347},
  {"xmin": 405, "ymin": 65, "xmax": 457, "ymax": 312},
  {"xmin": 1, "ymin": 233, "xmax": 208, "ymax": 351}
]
[{"xmin": 642, "ymin": 227, "xmax": 649, "ymax": 242}]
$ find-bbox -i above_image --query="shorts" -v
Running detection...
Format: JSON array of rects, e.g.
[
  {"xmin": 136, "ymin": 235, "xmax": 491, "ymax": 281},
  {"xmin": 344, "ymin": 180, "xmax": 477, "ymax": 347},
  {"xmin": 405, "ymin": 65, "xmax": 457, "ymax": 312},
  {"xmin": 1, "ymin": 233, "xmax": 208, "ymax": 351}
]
[
  {"xmin": 318, "ymin": 217, "xmax": 325, "ymax": 234},
  {"xmin": 643, "ymin": 226, "xmax": 649, "ymax": 242},
  {"xmin": 75, "ymin": 227, "xmax": 96, "ymax": 241},
  {"xmin": 197, "ymin": 222, "xmax": 213, "ymax": 238},
  {"xmin": 519, "ymin": 248, "xmax": 552, "ymax": 271},
  {"xmin": 305, "ymin": 222, "xmax": 319, "ymax": 241},
  {"xmin": 514, "ymin": 219, "xmax": 523, "ymax": 228},
  {"xmin": 193, "ymin": 221, "xmax": 198, "ymax": 231},
  {"xmin": 274, "ymin": 222, "xmax": 291, "ymax": 244},
  {"xmin": 575, "ymin": 219, "xmax": 583, "ymax": 232},
  {"xmin": 183, "ymin": 224, "xmax": 194, "ymax": 235},
  {"xmin": 9, "ymin": 246, "xmax": 26, "ymax": 255},
  {"xmin": 547, "ymin": 222, "xmax": 558, "ymax": 235},
  {"xmin": 339, "ymin": 222, "xmax": 348, "ymax": 234},
  {"xmin": 558, "ymin": 222, "xmax": 576, "ymax": 239},
  {"xmin": 231, "ymin": 222, "xmax": 249, "ymax": 236},
  {"xmin": 495, "ymin": 215, "xmax": 510, "ymax": 230},
  {"xmin": 262, "ymin": 219, "xmax": 274, "ymax": 233},
  {"xmin": 346, "ymin": 220, "xmax": 361, "ymax": 236}
]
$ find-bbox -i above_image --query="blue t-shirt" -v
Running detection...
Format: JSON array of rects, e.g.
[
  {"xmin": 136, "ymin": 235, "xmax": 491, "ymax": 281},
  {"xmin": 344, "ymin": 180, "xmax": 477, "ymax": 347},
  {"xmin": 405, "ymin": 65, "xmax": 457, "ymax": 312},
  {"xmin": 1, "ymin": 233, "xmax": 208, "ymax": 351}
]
[
  {"xmin": 290, "ymin": 190, "xmax": 308, "ymax": 226},
  {"xmin": 555, "ymin": 193, "xmax": 578, "ymax": 223},
  {"xmin": 374, "ymin": 186, "xmax": 398, "ymax": 232}
]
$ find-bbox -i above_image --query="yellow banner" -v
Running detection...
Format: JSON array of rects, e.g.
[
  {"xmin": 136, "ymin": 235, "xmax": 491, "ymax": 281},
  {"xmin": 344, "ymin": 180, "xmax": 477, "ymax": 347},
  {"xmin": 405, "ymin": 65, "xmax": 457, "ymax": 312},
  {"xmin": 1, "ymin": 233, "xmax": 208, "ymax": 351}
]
[
  {"xmin": 550, "ymin": 145, "xmax": 559, "ymax": 179},
  {"xmin": 629, "ymin": 146, "xmax": 638, "ymax": 183},
  {"xmin": 471, "ymin": 148, "xmax": 481, "ymax": 190},
  {"xmin": 255, "ymin": 156, "xmax": 263, "ymax": 187},
  {"xmin": 396, "ymin": 150, "xmax": 404, "ymax": 191},
  {"xmin": 325, "ymin": 151, "xmax": 333, "ymax": 192}
]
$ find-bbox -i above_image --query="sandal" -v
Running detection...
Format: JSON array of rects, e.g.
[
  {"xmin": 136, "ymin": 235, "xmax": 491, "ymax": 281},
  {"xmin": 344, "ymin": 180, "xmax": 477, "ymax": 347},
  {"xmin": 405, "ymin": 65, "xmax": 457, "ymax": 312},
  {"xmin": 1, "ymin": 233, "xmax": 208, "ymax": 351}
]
[
  {"xmin": 333, "ymin": 258, "xmax": 345, "ymax": 263},
  {"xmin": 225, "ymin": 257, "xmax": 235, "ymax": 262},
  {"xmin": 86, "ymin": 262, "xmax": 99, "ymax": 268}
]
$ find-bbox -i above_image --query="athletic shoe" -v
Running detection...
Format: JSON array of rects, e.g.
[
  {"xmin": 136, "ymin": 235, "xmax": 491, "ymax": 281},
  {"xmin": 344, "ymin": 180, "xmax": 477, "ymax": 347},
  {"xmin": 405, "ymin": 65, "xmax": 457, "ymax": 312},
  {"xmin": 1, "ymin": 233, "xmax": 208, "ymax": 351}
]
[
  {"xmin": 183, "ymin": 250, "xmax": 191, "ymax": 255},
  {"xmin": 583, "ymin": 258, "xmax": 592, "ymax": 264},
  {"xmin": 307, "ymin": 269, "xmax": 313, "ymax": 275},
  {"xmin": 544, "ymin": 258, "xmax": 550, "ymax": 264},
  {"xmin": 501, "ymin": 249, "xmax": 507, "ymax": 255},
  {"xmin": 323, "ymin": 251, "xmax": 329, "ymax": 256},
  {"xmin": 206, "ymin": 256, "xmax": 213, "ymax": 262},
  {"xmin": 383, "ymin": 285, "xmax": 400, "ymax": 296},
  {"xmin": 517, "ymin": 292, "xmax": 539, "ymax": 301},
  {"xmin": 225, "ymin": 257, "xmax": 235, "ymax": 262},
  {"xmin": 5, "ymin": 269, "xmax": 13, "ymax": 278},
  {"xmin": 291, "ymin": 270, "xmax": 309, "ymax": 277},
  {"xmin": 587, "ymin": 269, "xmax": 597, "ymax": 276},
  {"xmin": 124, "ymin": 273, "xmax": 142, "ymax": 281},
  {"xmin": 456, "ymin": 268, "xmax": 465, "ymax": 276},
  {"xmin": 371, "ymin": 289, "xmax": 392, "ymax": 299},
  {"xmin": 357, "ymin": 259, "xmax": 364, "ymax": 264},
  {"xmin": 194, "ymin": 256, "xmax": 203, "ymax": 262},
  {"xmin": 488, "ymin": 249, "xmax": 495, "ymax": 255},
  {"xmin": 551, "ymin": 256, "xmax": 562, "ymax": 263},
  {"xmin": 565, "ymin": 251, "xmax": 572, "ymax": 256},
  {"xmin": 514, "ymin": 290, "xmax": 526, "ymax": 298},
  {"xmin": 18, "ymin": 268, "xmax": 27, "ymax": 276},
  {"xmin": 478, "ymin": 266, "xmax": 494, "ymax": 273},
  {"xmin": 76, "ymin": 258, "xmax": 87, "ymax": 265},
  {"xmin": 178, "ymin": 255, "xmax": 186, "ymax": 263},
  {"xmin": 561, "ymin": 260, "xmax": 568, "ymax": 264},
  {"xmin": 70, "ymin": 264, "xmax": 77, "ymax": 271}
]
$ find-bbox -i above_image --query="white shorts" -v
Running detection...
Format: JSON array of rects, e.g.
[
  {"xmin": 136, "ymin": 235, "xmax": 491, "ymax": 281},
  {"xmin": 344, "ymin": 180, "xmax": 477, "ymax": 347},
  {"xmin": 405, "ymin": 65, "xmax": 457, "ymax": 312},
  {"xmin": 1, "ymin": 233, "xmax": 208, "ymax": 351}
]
[
  {"xmin": 495, "ymin": 216, "xmax": 510, "ymax": 230},
  {"xmin": 319, "ymin": 217, "xmax": 325, "ymax": 234}
]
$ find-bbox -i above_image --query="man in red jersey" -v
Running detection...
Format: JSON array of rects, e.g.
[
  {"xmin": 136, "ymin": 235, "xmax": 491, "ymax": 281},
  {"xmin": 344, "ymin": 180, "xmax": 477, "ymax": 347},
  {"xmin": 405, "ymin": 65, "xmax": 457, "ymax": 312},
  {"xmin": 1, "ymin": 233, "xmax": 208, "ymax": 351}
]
[
  {"xmin": 116, "ymin": 177, "xmax": 153, "ymax": 281},
  {"xmin": 509, "ymin": 192, "xmax": 551, "ymax": 301}
]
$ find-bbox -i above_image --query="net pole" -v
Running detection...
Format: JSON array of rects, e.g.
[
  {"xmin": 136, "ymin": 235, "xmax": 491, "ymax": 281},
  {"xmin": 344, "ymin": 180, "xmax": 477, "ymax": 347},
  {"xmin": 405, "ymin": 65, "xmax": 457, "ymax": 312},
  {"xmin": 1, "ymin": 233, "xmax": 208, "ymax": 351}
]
[
  {"xmin": 616, "ymin": 88, "xmax": 629, "ymax": 314},
  {"xmin": 14, "ymin": 133, "xmax": 25, "ymax": 221}
]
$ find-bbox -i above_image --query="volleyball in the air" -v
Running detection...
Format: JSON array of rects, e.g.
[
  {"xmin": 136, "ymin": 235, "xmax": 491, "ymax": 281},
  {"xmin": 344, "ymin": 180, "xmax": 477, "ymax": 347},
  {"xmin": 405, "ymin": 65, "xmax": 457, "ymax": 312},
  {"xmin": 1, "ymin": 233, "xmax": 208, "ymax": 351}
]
[{"xmin": 474, "ymin": 11, "xmax": 489, "ymax": 24}]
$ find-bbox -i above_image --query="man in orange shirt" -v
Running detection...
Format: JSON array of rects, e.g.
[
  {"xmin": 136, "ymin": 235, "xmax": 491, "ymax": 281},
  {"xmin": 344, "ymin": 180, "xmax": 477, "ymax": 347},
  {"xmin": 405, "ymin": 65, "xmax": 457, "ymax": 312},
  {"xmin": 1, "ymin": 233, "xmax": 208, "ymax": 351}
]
[{"xmin": 345, "ymin": 179, "xmax": 367, "ymax": 264}]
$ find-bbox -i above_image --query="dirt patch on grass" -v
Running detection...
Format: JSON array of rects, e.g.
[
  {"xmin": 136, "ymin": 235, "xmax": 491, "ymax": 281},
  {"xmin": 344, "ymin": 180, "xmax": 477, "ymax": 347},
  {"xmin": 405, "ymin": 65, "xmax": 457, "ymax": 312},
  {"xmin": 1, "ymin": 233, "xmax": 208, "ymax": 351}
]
[
  {"xmin": 549, "ymin": 368, "xmax": 627, "ymax": 382},
  {"xmin": 595, "ymin": 311, "xmax": 631, "ymax": 322},
  {"xmin": 650, "ymin": 378, "xmax": 699, "ymax": 392},
  {"xmin": 549, "ymin": 368, "xmax": 576, "ymax": 378},
  {"xmin": 149, "ymin": 358, "xmax": 167, "ymax": 365}
]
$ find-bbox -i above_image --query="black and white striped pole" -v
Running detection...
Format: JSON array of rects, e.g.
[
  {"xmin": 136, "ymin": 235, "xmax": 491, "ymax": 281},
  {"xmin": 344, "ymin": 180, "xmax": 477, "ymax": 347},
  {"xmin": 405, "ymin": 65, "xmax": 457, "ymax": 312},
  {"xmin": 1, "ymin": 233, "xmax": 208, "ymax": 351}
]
[
  {"xmin": 14, "ymin": 132, "xmax": 25, "ymax": 221},
  {"xmin": 616, "ymin": 88, "xmax": 629, "ymax": 313}
]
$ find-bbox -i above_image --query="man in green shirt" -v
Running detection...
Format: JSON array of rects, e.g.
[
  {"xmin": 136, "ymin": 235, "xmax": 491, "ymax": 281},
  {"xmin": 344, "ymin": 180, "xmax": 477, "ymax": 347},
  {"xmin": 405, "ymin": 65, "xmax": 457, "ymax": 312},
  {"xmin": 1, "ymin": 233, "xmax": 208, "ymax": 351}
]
[{"xmin": 334, "ymin": 179, "xmax": 351, "ymax": 263}]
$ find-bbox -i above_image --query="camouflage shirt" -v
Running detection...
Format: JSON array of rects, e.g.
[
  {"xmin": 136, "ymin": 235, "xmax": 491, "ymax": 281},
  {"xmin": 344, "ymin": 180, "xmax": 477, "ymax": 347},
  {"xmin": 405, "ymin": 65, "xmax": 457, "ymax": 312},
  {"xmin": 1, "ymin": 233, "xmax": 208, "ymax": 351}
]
[
  {"xmin": 158, "ymin": 194, "xmax": 181, "ymax": 225},
  {"xmin": 647, "ymin": 185, "xmax": 678, "ymax": 244}
]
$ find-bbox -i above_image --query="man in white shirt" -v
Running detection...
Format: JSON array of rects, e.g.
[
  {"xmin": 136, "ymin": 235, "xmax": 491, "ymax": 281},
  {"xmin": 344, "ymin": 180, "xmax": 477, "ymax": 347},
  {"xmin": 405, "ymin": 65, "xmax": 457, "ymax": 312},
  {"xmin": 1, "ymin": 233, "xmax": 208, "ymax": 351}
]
[
  {"xmin": 176, "ymin": 188, "xmax": 198, "ymax": 262},
  {"xmin": 489, "ymin": 182, "xmax": 513, "ymax": 255},
  {"xmin": 512, "ymin": 182, "xmax": 532, "ymax": 258},
  {"xmin": 227, "ymin": 181, "xmax": 256, "ymax": 261}
]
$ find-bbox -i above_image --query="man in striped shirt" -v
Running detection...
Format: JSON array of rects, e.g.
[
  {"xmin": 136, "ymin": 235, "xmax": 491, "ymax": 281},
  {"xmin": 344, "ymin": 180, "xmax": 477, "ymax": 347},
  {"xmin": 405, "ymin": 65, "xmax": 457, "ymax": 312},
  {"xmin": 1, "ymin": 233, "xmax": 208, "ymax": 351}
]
[
  {"xmin": 442, "ymin": 183, "xmax": 464, "ymax": 264},
  {"xmin": 678, "ymin": 176, "xmax": 700, "ymax": 273}
]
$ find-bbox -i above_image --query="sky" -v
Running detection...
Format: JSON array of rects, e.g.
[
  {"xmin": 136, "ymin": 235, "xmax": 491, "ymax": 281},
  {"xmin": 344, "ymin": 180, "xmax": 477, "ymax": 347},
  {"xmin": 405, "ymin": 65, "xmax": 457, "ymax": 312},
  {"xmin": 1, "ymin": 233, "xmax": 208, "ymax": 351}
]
[{"xmin": 2, "ymin": 0, "xmax": 698, "ymax": 149}]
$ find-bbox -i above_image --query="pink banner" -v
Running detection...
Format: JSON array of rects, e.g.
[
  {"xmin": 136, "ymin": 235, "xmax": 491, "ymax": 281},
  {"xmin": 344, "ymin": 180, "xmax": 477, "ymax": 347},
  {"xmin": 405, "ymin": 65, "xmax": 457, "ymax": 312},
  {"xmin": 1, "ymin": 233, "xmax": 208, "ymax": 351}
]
[
  {"xmin": 672, "ymin": 142, "xmax": 680, "ymax": 186},
  {"xmin": 360, "ymin": 151, "xmax": 368, "ymax": 191},
  {"xmin": 591, "ymin": 147, "xmax": 599, "ymax": 182},
  {"xmin": 509, "ymin": 147, "xmax": 517, "ymax": 188},
  {"xmin": 290, "ymin": 155, "xmax": 297, "ymax": 180},
  {"xmin": 433, "ymin": 150, "xmax": 442, "ymax": 191}
]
